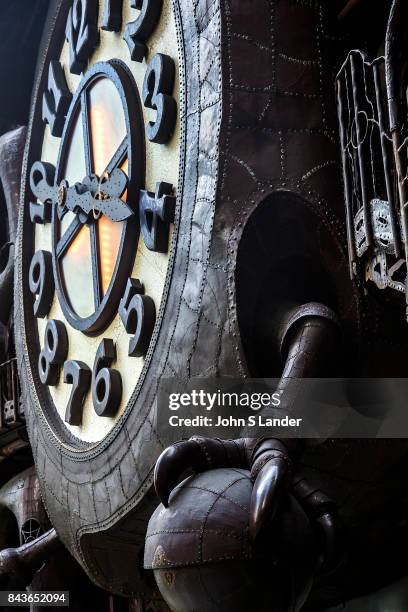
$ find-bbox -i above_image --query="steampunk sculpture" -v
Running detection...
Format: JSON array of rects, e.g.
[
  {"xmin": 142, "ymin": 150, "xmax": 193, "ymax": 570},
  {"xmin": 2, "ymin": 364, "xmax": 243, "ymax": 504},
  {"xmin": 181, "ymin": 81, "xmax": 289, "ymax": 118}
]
[{"xmin": 0, "ymin": 0, "xmax": 408, "ymax": 610}]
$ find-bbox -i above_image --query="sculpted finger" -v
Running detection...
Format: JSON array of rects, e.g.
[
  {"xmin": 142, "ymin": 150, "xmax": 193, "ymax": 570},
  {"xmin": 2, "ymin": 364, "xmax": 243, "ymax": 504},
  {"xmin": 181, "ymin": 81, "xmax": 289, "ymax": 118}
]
[
  {"xmin": 250, "ymin": 452, "xmax": 292, "ymax": 542},
  {"xmin": 154, "ymin": 439, "xmax": 208, "ymax": 507}
]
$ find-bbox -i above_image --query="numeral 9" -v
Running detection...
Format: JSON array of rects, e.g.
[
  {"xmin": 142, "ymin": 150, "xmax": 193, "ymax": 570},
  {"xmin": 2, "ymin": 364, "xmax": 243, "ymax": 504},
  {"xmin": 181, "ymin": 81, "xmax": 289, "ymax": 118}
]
[{"xmin": 29, "ymin": 250, "xmax": 54, "ymax": 318}]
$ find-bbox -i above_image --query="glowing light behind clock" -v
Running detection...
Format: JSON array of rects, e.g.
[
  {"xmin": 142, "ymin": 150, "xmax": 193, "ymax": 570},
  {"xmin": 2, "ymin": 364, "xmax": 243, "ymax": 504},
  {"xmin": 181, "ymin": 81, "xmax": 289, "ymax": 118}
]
[
  {"xmin": 89, "ymin": 78, "xmax": 126, "ymax": 177},
  {"xmin": 98, "ymin": 156, "xmax": 128, "ymax": 295},
  {"xmin": 60, "ymin": 225, "xmax": 94, "ymax": 318},
  {"xmin": 59, "ymin": 109, "xmax": 94, "ymax": 318},
  {"xmin": 98, "ymin": 217, "xmax": 122, "ymax": 295},
  {"xmin": 59, "ymin": 79, "xmax": 130, "ymax": 312}
]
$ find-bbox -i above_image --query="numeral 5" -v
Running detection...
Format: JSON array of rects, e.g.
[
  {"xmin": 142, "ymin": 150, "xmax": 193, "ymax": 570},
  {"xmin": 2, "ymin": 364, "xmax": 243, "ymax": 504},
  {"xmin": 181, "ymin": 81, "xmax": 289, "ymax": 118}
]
[{"xmin": 119, "ymin": 279, "xmax": 156, "ymax": 357}]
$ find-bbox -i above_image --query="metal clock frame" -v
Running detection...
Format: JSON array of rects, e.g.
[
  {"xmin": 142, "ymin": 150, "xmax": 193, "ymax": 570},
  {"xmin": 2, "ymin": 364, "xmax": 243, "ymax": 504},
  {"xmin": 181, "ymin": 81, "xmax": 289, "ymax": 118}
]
[{"xmin": 52, "ymin": 59, "xmax": 145, "ymax": 335}]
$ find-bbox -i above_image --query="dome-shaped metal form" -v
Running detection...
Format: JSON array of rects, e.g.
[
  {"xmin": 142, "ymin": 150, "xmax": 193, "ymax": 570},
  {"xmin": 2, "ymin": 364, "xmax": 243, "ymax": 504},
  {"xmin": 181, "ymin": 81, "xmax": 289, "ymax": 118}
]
[{"xmin": 145, "ymin": 469, "xmax": 316, "ymax": 612}]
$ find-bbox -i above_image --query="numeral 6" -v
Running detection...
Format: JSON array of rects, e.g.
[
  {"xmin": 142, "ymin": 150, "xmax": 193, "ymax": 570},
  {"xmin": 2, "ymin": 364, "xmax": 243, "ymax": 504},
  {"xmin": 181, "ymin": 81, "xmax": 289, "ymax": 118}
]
[
  {"xmin": 119, "ymin": 279, "xmax": 156, "ymax": 357},
  {"xmin": 92, "ymin": 339, "xmax": 122, "ymax": 417}
]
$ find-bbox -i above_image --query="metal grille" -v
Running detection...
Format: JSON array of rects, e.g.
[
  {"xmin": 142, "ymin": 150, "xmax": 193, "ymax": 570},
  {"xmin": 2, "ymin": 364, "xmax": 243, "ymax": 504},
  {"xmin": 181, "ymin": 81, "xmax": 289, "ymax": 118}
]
[
  {"xmin": 336, "ymin": 50, "xmax": 406, "ymax": 296},
  {"xmin": 0, "ymin": 358, "xmax": 24, "ymax": 431}
]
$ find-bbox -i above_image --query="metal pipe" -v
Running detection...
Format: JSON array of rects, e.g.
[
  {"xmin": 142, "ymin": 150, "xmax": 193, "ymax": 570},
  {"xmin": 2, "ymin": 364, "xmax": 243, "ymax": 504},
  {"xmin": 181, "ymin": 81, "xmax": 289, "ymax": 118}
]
[
  {"xmin": 337, "ymin": 77, "xmax": 357, "ymax": 278},
  {"xmin": 350, "ymin": 53, "xmax": 374, "ymax": 247},
  {"xmin": 373, "ymin": 59, "xmax": 402, "ymax": 258}
]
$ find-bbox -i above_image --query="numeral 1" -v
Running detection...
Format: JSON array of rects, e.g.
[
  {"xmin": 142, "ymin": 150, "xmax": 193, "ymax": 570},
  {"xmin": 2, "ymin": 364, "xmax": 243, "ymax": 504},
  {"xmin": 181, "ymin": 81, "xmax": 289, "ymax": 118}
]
[
  {"xmin": 42, "ymin": 61, "xmax": 72, "ymax": 137},
  {"xmin": 102, "ymin": 0, "xmax": 123, "ymax": 31}
]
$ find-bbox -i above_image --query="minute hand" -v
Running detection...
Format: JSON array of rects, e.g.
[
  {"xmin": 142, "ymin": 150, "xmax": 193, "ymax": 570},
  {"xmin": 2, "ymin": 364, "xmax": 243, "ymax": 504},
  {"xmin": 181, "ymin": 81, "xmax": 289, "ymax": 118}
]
[{"xmin": 65, "ymin": 169, "xmax": 134, "ymax": 222}]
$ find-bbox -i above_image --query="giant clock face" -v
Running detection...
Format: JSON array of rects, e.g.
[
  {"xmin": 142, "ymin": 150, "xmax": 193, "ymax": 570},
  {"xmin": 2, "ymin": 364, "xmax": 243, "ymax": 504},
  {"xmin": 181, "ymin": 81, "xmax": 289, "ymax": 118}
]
[{"xmin": 25, "ymin": 0, "xmax": 180, "ymax": 442}]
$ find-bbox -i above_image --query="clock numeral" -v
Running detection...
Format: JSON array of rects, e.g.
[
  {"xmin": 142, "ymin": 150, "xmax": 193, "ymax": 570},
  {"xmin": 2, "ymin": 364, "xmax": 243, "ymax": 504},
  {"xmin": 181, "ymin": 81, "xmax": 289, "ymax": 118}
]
[
  {"xmin": 92, "ymin": 339, "xmax": 122, "ymax": 417},
  {"xmin": 102, "ymin": 0, "xmax": 123, "ymax": 32},
  {"xmin": 66, "ymin": 0, "xmax": 99, "ymax": 75},
  {"xmin": 139, "ymin": 182, "xmax": 175, "ymax": 252},
  {"xmin": 29, "ymin": 250, "xmax": 54, "ymax": 318},
  {"xmin": 119, "ymin": 279, "xmax": 156, "ymax": 357},
  {"xmin": 29, "ymin": 161, "xmax": 55, "ymax": 224},
  {"xmin": 38, "ymin": 320, "xmax": 68, "ymax": 386},
  {"xmin": 29, "ymin": 201, "xmax": 52, "ymax": 225},
  {"xmin": 64, "ymin": 360, "xmax": 91, "ymax": 425},
  {"xmin": 143, "ymin": 53, "xmax": 176, "ymax": 144},
  {"xmin": 123, "ymin": 0, "xmax": 162, "ymax": 62},
  {"xmin": 42, "ymin": 61, "xmax": 72, "ymax": 138}
]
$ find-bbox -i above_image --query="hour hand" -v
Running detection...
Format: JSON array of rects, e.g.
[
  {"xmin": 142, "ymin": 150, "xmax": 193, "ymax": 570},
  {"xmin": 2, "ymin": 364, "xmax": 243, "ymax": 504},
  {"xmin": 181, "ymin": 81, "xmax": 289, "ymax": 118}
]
[{"xmin": 64, "ymin": 168, "xmax": 134, "ymax": 222}]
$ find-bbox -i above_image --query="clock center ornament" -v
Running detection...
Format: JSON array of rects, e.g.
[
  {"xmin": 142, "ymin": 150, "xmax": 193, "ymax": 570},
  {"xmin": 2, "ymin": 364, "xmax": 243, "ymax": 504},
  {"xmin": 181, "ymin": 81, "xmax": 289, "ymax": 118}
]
[{"xmin": 16, "ymin": 0, "xmax": 361, "ymax": 605}]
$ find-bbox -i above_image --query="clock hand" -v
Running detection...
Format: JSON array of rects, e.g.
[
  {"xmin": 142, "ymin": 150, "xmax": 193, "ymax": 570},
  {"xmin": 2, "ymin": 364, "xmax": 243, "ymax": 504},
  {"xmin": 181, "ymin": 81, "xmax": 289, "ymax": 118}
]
[
  {"xmin": 31, "ymin": 161, "xmax": 134, "ymax": 223},
  {"xmin": 61, "ymin": 169, "xmax": 134, "ymax": 222}
]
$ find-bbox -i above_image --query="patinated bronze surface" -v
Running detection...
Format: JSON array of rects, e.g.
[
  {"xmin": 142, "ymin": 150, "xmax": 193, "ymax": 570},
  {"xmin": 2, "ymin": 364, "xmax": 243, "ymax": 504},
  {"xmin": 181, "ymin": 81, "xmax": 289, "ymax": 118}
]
[{"xmin": 1, "ymin": 0, "xmax": 408, "ymax": 610}]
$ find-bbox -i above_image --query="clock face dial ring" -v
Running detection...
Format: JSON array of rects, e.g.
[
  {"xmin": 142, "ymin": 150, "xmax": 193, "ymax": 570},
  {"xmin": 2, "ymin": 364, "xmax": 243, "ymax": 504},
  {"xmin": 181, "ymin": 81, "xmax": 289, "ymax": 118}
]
[
  {"xmin": 52, "ymin": 60, "xmax": 143, "ymax": 335},
  {"xmin": 14, "ymin": 0, "xmax": 224, "ymax": 593},
  {"xmin": 22, "ymin": 0, "xmax": 181, "ymax": 445}
]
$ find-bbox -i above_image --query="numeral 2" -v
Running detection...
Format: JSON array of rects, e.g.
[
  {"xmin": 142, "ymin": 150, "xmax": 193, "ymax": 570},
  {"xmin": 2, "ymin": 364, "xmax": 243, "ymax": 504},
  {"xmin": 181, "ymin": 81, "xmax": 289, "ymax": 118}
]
[
  {"xmin": 42, "ymin": 61, "xmax": 72, "ymax": 137},
  {"xmin": 123, "ymin": 0, "xmax": 162, "ymax": 62},
  {"xmin": 64, "ymin": 361, "xmax": 91, "ymax": 425},
  {"xmin": 66, "ymin": 0, "xmax": 99, "ymax": 75},
  {"xmin": 119, "ymin": 279, "xmax": 156, "ymax": 357},
  {"xmin": 92, "ymin": 339, "xmax": 122, "ymax": 417},
  {"xmin": 142, "ymin": 53, "xmax": 176, "ymax": 144}
]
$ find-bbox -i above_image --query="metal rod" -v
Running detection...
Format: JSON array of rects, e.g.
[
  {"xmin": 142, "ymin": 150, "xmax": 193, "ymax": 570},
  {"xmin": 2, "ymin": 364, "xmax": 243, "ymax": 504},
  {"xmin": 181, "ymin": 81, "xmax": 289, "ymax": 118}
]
[
  {"xmin": 337, "ymin": 77, "xmax": 357, "ymax": 278},
  {"xmin": 350, "ymin": 53, "xmax": 374, "ymax": 247},
  {"xmin": 392, "ymin": 130, "xmax": 408, "ymax": 317},
  {"xmin": 0, "ymin": 528, "xmax": 61, "ymax": 589},
  {"xmin": 373, "ymin": 60, "xmax": 402, "ymax": 258}
]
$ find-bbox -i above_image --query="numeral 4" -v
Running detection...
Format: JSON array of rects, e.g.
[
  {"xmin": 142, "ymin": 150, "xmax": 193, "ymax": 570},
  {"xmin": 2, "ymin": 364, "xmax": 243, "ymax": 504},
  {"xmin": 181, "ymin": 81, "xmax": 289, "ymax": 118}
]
[{"xmin": 139, "ymin": 181, "xmax": 175, "ymax": 252}]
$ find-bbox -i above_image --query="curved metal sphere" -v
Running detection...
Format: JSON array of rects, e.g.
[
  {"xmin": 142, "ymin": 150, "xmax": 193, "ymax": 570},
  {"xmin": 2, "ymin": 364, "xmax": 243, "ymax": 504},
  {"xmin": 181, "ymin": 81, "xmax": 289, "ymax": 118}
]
[{"xmin": 145, "ymin": 469, "xmax": 316, "ymax": 612}]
